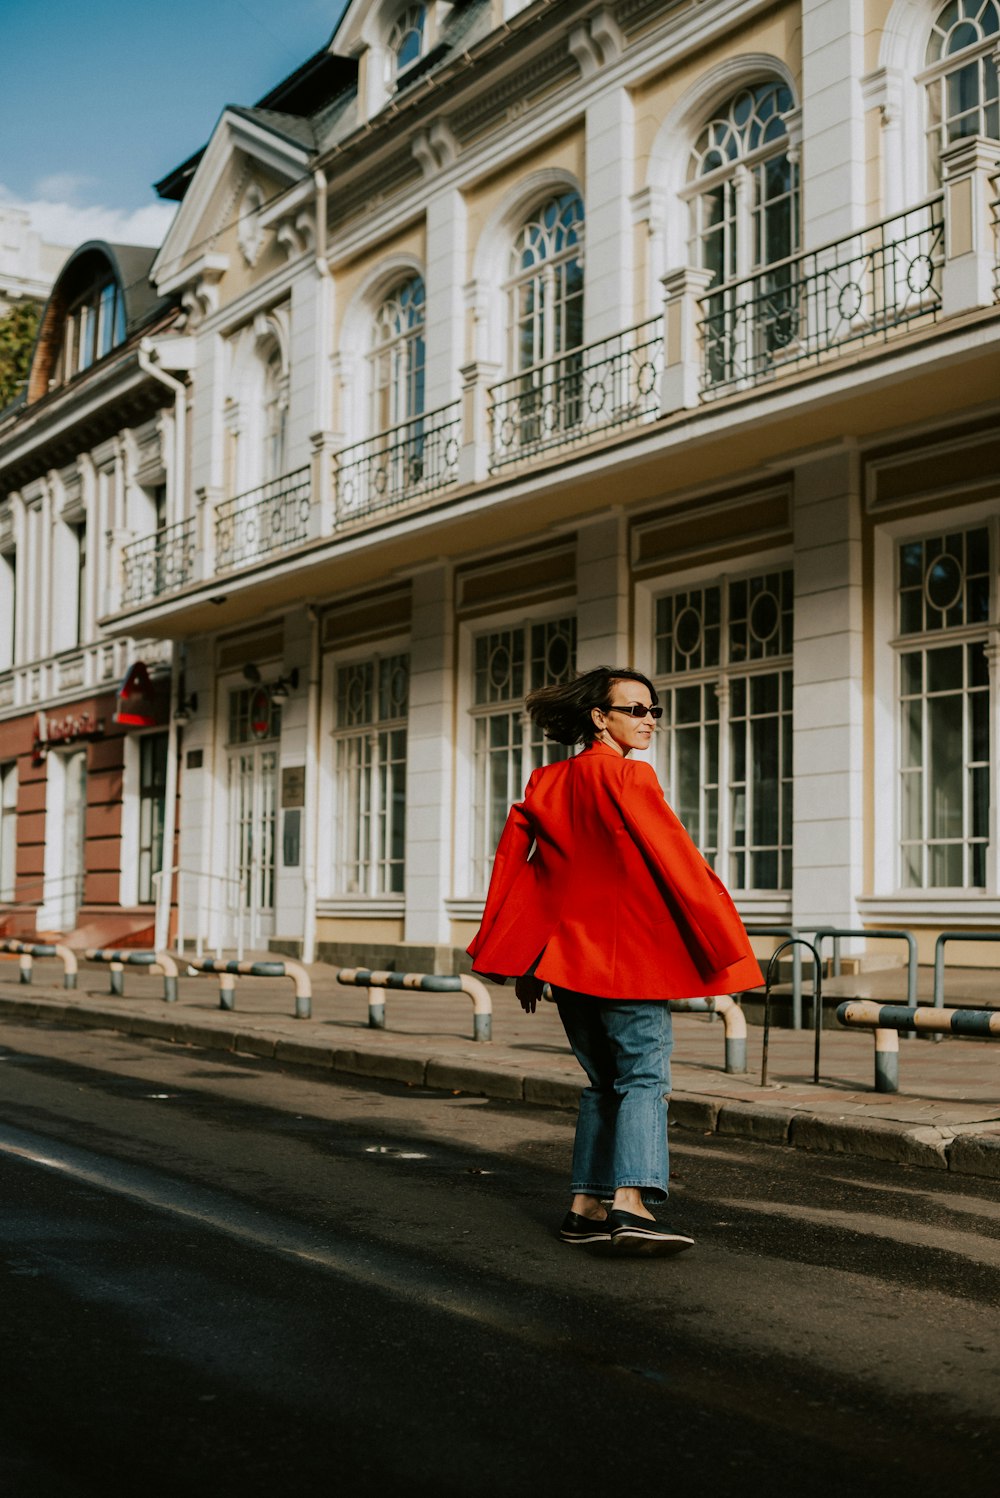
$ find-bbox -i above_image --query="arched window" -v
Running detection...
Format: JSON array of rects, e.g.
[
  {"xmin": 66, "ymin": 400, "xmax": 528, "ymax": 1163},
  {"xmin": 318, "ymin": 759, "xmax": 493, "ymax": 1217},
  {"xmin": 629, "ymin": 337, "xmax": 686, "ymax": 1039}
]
[
  {"xmin": 262, "ymin": 346, "xmax": 287, "ymax": 482},
  {"xmin": 686, "ymin": 82, "xmax": 799, "ymax": 288},
  {"xmin": 506, "ymin": 191, "xmax": 585, "ymax": 374},
  {"xmin": 922, "ymin": 0, "xmax": 999, "ymax": 185},
  {"xmin": 686, "ymin": 83, "xmax": 799, "ymax": 386},
  {"xmin": 388, "ymin": 5, "xmax": 426, "ymax": 86},
  {"xmin": 369, "ymin": 275, "xmax": 425, "ymax": 433}
]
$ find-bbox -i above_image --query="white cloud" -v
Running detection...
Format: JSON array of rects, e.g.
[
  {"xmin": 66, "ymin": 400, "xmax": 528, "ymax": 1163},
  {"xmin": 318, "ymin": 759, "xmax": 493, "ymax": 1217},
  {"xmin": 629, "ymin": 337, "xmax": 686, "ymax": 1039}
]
[{"xmin": 0, "ymin": 183, "xmax": 176, "ymax": 250}]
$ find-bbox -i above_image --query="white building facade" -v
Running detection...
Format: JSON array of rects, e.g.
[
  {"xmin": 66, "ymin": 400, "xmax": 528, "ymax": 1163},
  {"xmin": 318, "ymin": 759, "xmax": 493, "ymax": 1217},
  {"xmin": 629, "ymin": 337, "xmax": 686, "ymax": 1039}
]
[{"xmin": 41, "ymin": 0, "xmax": 1000, "ymax": 972}]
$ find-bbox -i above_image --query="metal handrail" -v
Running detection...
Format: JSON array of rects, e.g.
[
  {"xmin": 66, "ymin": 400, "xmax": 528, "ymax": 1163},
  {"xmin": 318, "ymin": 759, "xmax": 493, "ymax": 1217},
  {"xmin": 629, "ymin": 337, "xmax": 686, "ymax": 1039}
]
[
  {"xmin": 151, "ymin": 865, "xmax": 248, "ymax": 963},
  {"xmin": 743, "ymin": 926, "xmax": 803, "ymax": 1028},
  {"xmin": 333, "ymin": 402, "xmax": 461, "ymax": 525},
  {"xmin": 811, "ymin": 926, "xmax": 919, "ymax": 1008},
  {"xmin": 488, "ymin": 316, "xmax": 663, "ymax": 469},
  {"xmin": 215, "ymin": 466, "xmax": 312, "ymax": 572},
  {"xmin": 933, "ymin": 931, "xmax": 1000, "ymax": 1008},
  {"xmin": 760, "ymin": 937, "xmax": 823, "ymax": 1088}
]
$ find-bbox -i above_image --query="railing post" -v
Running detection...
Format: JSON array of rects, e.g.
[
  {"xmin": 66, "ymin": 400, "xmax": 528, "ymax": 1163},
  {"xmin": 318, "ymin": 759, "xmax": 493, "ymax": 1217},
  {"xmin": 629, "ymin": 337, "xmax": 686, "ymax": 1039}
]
[
  {"xmin": 459, "ymin": 360, "xmax": 500, "ymax": 484},
  {"xmin": 310, "ymin": 429, "xmax": 340, "ymax": 537},
  {"xmin": 195, "ymin": 485, "xmax": 221, "ymax": 582},
  {"xmin": 940, "ymin": 135, "xmax": 1000, "ymax": 316},
  {"xmin": 659, "ymin": 267, "xmax": 714, "ymax": 414}
]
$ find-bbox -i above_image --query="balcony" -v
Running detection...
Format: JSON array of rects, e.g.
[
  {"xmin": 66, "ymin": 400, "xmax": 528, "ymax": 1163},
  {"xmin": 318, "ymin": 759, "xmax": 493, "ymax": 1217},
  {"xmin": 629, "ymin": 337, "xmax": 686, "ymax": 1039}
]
[
  {"xmin": 214, "ymin": 465, "xmax": 313, "ymax": 573},
  {"xmin": 699, "ymin": 198, "xmax": 946, "ymax": 399},
  {"xmin": 122, "ymin": 517, "xmax": 196, "ymax": 606},
  {"xmin": 332, "ymin": 402, "xmax": 461, "ymax": 527},
  {"xmin": 488, "ymin": 317, "xmax": 663, "ymax": 470}
]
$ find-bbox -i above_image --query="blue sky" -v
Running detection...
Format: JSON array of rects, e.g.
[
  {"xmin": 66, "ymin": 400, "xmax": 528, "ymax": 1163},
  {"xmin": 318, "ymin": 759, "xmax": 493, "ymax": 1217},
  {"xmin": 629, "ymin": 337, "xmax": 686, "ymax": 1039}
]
[{"xmin": 1, "ymin": 0, "xmax": 348, "ymax": 247}]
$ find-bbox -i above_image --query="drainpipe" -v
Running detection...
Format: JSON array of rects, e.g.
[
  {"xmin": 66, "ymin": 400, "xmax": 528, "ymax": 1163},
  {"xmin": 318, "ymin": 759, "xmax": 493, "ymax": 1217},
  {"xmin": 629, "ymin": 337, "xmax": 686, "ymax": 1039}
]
[
  {"xmin": 301, "ymin": 604, "xmax": 321, "ymax": 965},
  {"xmin": 137, "ymin": 339, "xmax": 187, "ymax": 523},
  {"xmin": 139, "ymin": 343, "xmax": 189, "ymax": 956},
  {"xmin": 154, "ymin": 650, "xmax": 182, "ymax": 952}
]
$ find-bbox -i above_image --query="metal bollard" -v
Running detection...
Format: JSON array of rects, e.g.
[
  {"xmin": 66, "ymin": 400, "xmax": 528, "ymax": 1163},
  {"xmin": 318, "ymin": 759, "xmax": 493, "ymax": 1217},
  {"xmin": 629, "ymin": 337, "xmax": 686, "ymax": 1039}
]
[
  {"xmin": 219, "ymin": 972, "xmax": 236, "ymax": 1010},
  {"xmin": 368, "ymin": 986, "xmax": 386, "ymax": 1029},
  {"xmin": 874, "ymin": 1027, "xmax": 899, "ymax": 1093},
  {"xmin": 19, "ymin": 953, "xmax": 32, "ymax": 985},
  {"xmin": 110, "ymin": 962, "xmax": 125, "ymax": 996}
]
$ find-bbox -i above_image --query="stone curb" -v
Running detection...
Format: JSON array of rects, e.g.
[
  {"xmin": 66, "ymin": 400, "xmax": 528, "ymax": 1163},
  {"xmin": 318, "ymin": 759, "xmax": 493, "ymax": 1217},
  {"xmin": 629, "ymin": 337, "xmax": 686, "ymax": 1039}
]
[{"xmin": 1, "ymin": 992, "xmax": 996, "ymax": 1181}]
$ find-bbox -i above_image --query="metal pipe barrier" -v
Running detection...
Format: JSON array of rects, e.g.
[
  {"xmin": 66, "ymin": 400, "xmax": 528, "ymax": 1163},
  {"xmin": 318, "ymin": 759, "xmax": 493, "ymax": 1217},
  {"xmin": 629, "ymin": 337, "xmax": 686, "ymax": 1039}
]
[
  {"xmin": 811, "ymin": 926, "xmax": 919, "ymax": 1009},
  {"xmin": 336, "ymin": 968, "xmax": 493, "ymax": 1043},
  {"xmin": 837, "ymin": 1000, "xmax": 1000, "ymax": 1093},
  {"xmin": 670, "ymin": 995, "xmax": 748, "ymax": 1073},
  {"xmin": 82, "ymin": 948, "xmax": 180, "ymax": 1003},
  {"xmin": 933, "ymin": 932, "xmax": 1000, "ymax": 1008},
  {"xmin": 0, "ymin": 938, "xmax": 78, "ymax": 989},
  {"xmin": 152, "ymin": 867, "xmax": 247, "ymax": 962},
  {"xmin": 179, "ymin": 956, "xmax": 312, "ymax": 1020},
  {"xmin": 761, "ymin": 938, "xmax": 823, "ymax": 1088},
  {"xmin": 743, "ymin": 926, "xmax": 802, "ymax": 1028}
]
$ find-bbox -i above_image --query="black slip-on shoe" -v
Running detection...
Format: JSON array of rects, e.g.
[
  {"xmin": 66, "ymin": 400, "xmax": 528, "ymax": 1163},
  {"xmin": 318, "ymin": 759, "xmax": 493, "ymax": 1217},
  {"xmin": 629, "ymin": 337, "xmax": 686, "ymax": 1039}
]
[
  {"xmin": 558, "ymin": 1211, "xmax": 613, "ymax": 1245},
  {"xmin": 607, "ymin": 1209, "xmax": 694, "ymax": 1257}
]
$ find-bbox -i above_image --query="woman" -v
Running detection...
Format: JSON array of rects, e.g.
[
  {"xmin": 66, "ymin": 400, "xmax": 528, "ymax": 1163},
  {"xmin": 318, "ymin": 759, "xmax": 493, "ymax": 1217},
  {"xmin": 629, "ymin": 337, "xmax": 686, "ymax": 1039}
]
[{"xmin": 468, "ymin": 666, "xmax": 762, "ymax": 1257}]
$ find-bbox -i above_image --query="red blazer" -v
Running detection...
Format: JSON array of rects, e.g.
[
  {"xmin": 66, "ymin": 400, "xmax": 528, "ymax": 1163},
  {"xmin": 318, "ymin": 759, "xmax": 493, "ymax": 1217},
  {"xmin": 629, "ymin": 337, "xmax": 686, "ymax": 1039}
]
[{"xmin": 468, "ymin": 741, "xmax": 763, "ymax": 1000}]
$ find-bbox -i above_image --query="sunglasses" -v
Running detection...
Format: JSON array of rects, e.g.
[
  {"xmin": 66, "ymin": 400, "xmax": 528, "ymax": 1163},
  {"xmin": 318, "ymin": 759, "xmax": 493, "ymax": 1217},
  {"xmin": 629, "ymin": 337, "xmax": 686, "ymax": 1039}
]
[{"xmin": 606, "ymin": 704, "xmax": 663, "ymax": 720}]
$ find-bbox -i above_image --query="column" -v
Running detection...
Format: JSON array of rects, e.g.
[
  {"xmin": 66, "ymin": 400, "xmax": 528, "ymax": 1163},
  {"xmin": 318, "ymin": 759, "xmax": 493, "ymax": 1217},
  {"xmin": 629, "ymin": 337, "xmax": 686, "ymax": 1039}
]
[
  {"xmin": 584, "ymin": 85, "xmax": 635, "ymax": 342},
  {"xmin": 425, "ymin": 187, "xmax": 466, "ymax": 411},
  {"xmin": 940, "ymin": 136, "xmax": 1000, "ymax": 316},
  {"xmin": 575, "ymin": 513, "xmax": 629, "ymax": 670},
  {"xmin": 791, "ymin": 449, "xmax": 865, "ymax": 931},
  {"xmin": 404, "ymin": 564, "xmax": 454, "ymax": 946},
  {"xmin": 659, "ymin": 266, "xmax": 713, "ymax": 413},
  {"xmin": 800, "ymin": 0, "xmax": 866, "ymax": 244}
]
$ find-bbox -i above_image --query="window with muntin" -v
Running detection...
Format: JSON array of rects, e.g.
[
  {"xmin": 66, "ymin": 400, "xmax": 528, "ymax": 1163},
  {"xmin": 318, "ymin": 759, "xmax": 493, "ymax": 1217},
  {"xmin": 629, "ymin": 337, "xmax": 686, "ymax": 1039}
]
[
  {"xmin": 923, "ymin": 0, "xmax": 999, "ymax": 187},
  {"xmin": 332, "ymin": 654, "xmax": 409, "ymax": 897},
  {"xmin": 470, "ymin": 616, "xmax": 576, "ymax": 892},
  {"xmin": 653, "ymin": 571, "xmax": 793, "ymax": 892},
  {"xmin": 370, "ymin": 276, "xmax": 426, "ymax": 436},
  {"xmin": 896, "ymin": 525, "xmax": 992, "ymax": 889}
]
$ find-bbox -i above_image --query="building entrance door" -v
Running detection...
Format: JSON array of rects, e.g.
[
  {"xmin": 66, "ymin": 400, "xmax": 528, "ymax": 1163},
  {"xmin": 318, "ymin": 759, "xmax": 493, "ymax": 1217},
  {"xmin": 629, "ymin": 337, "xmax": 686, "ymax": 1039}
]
[{"xmin": 224, "ymin": 686, "xmax": 279, "ymax": 949}]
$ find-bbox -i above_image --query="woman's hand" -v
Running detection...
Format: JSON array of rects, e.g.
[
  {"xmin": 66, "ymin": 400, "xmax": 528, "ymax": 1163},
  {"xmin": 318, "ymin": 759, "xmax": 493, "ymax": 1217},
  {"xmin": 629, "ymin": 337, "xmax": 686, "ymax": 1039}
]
[{"xmin": 515, "ymin": 973, "xmax": 544, "ymax": 1014}]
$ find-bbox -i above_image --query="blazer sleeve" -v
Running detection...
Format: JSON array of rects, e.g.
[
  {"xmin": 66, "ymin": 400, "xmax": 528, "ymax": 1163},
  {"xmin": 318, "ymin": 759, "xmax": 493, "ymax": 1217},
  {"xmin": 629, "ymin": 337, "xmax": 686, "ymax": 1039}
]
[
  {"xmin": 466, "ymin": 775, "xmax": 537, "ymax": 961},
  {"xmin": 616, "ymin": 760, "xmax": 747, "ymax": 974}
]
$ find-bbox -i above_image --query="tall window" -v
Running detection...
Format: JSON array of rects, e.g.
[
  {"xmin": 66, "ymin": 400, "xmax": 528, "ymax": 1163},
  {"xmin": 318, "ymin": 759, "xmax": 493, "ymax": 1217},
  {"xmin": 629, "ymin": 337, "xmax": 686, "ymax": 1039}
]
[
  {"xmin": 896, "ymin": 526, "xmax": 991, "ymax": 888},
  {"xmin": 369, "ymin": 276, "xmax": 425, "ymax": 434},
  {"xmin": 507, "ymin": 192, "xmax": 585, "ymax": 375},
  {"xmin": 923, "ymin": 0, "xmax": 1000, "ymax": 187},
  {"xmin": 332, "ymin": 654, "xmax": 409, "ymax": 896},
  {"xmin": 73, "ymin": 521, "xmax": 87, "ymax": 647},
  {"xmin": 262, "ymin": 347, "xmax": 287, "ymax": 481},
  {"xmin": 137, "ymin": 733, "xmax": 168, "ymax": 905},
  {"xmin": 388, "ymin": 5, "xmax": 426, "ymax": 85},
  {"xmin": 470, "ymin": 616, "xmax": 576, "ymax": 891},
  {"xmin": 0, "ymin": 761, "xmax": 17, "ymax": 902},
  {"xmin": 0, "ymin": 547, "xmax": 15, "ymax": 670},
  {"xmin": 687, "ymin": 84, "xmax": 799, "ymax": 382},
  {"xmin": 653, "ymin": 571, "xmax": 793, "ymax": 891}
]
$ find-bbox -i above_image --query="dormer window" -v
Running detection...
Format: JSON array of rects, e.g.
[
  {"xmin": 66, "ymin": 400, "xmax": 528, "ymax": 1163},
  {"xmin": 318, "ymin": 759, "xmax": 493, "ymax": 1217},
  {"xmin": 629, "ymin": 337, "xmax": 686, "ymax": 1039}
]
[
  {"xmin": 56, "ymin": 278, "xmax": 126, "ymax": 386},
  {"xmin": 388, "ymin": 5, "xmax": 426, "ymax": 85}
]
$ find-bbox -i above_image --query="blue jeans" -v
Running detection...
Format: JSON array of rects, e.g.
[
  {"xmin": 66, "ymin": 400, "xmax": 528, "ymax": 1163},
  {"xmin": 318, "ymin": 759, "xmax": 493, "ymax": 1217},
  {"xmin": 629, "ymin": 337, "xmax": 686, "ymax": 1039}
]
[{"xmin": 554, "ymin": 990, "xmax": 673, "ymax": 1203}]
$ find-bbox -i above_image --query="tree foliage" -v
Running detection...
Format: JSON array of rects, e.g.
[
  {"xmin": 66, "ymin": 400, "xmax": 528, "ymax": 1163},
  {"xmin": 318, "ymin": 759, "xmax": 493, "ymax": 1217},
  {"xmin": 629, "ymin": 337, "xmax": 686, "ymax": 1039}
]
[{"xmin": 0, "ymin": 299, "xmax": 41, "ymax": 410}]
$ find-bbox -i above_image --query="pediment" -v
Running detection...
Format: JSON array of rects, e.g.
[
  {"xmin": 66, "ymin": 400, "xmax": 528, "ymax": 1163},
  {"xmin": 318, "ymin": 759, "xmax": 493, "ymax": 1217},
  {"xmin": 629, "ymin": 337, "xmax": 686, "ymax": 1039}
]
[{"xmin": 151, "ymin": 108, "xmax": 314, "ymax": 298}]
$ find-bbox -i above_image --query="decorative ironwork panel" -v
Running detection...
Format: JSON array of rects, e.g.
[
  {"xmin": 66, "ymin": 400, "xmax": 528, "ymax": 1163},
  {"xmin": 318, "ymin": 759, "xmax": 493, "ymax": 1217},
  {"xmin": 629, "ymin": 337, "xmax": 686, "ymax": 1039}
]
[
  {"xmin": 699, "ymin": 200, "xmax": 945, "ymax": 397},
  {"xmin": 333, "ymin": 402, "xmax": 461, "ymax": 526},
  {"xmin": 215, "ymin": 466, "xmax": 313, "ymax": 572},
  {"xmin": 488, "ymin": 317, "xmax": 663, "ymax": 470},
  {"xmin": 121, "ymin": 517, "xmax": 196, "ymax": 605}
]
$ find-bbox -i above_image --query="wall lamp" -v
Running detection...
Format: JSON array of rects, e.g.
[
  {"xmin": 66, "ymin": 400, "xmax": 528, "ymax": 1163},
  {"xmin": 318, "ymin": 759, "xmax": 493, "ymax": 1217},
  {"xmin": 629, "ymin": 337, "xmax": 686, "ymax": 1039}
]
[
  {"xmin": 270, "ymin": 668, "xmax": 299, "ymax": 705},
  {"xmin": 174, "ymin": 691, "xmax": 198, "ymax": 726}
]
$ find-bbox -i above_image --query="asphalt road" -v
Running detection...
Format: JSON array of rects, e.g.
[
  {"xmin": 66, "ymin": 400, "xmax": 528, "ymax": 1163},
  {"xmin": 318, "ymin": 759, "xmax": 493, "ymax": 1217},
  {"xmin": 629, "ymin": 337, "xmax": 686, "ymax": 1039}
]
[{"xmin": 1, "ymin": 1021, "xmax": 997, "ymax": 1498}]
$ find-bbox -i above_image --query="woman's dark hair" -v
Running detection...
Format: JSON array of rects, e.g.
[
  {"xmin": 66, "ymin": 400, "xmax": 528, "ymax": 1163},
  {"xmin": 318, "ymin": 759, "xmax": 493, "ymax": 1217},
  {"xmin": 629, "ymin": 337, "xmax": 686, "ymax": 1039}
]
[{"xmin": 525, "ymin": 666, "xmax": 658, "ymax": 746}]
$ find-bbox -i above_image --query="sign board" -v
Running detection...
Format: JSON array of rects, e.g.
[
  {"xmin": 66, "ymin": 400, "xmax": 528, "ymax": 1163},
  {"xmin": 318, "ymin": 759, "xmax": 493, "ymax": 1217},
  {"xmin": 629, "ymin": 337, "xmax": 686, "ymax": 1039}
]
[
  {"xmin": 249, "ymin": 686, "xmax": 272, "ymax": 740},
  {"xmin": 281, "ymin": 765, "xmax": 306, "ymax": 808}
]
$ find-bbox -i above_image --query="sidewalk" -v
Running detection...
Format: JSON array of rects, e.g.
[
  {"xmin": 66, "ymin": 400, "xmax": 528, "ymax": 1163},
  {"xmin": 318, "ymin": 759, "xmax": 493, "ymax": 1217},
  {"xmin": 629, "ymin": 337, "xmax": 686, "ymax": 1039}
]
[{"xmin": 0, "ymin": 955, "xmax": 997, "ymax": 1180}]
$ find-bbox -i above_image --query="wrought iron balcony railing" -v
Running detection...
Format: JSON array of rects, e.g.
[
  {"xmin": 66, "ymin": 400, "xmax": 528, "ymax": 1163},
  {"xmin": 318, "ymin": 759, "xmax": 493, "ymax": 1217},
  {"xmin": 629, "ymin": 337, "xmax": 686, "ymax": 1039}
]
[
  {"xmin": 333, "ymin": 402, "xmax": 461, "ymax": 525},
  {"xmin": 214, "ymin": 466, "xmax": 313, "ymax": 572},
  {"xmin": 121, "ymin": 517, "xmax": 196, "ymax": 605},
  {"xmin": 488, "ymin": 317, "xmax": 664, "ymax": 470},
  {"xmin": 699, "ymin": 197, "xmax": 945, "ymax": 398}
]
